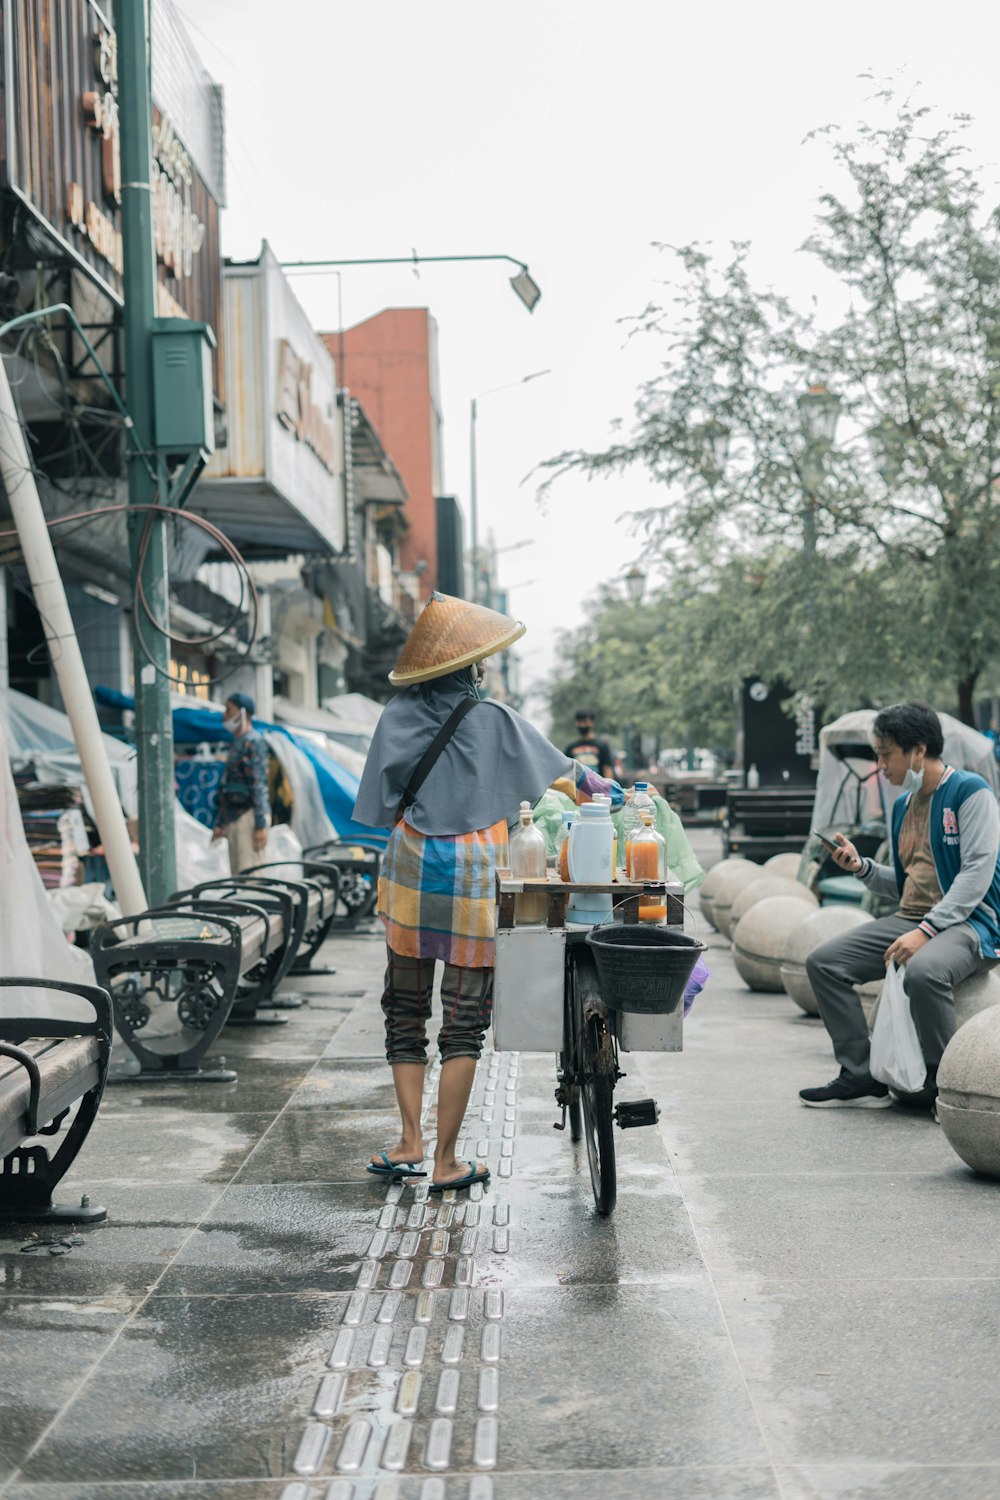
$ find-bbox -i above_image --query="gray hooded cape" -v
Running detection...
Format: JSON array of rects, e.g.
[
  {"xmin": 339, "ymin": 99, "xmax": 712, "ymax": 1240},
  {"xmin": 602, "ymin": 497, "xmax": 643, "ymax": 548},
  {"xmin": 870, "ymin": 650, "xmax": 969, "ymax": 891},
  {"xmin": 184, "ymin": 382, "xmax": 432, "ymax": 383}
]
[{"xmin": 353, "ymin": 668, "xmax": 572, "ymax": 837}]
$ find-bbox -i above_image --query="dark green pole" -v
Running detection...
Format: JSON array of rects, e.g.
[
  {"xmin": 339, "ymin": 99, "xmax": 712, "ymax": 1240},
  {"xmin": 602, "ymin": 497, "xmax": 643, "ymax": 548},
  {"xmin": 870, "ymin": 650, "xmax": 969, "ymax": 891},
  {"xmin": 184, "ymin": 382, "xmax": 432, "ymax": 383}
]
[{"xmin": 116, "ymin": 0, "xmax": 176, "ymax": 902}]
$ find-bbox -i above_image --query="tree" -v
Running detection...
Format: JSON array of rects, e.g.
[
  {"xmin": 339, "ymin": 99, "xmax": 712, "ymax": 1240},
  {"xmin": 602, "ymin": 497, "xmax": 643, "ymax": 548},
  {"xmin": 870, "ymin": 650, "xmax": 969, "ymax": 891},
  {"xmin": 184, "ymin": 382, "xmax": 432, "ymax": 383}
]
[
  {"xmin": 548, "ymin": 550, "xmax": 935, "ymax": 758},
  {"xmin": 542, "ymin": 94, "xmax": 1000, "ymax": 724}
]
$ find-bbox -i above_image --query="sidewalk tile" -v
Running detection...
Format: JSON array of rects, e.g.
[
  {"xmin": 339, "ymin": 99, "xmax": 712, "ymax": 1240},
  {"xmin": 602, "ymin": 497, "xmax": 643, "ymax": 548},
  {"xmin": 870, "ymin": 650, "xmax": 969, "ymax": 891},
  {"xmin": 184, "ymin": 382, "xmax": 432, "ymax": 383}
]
[
  {"xmin": 15, "ymin": 1292, "xmax": 351, "ymax": 1484},
  {"xmin": 677, "ymin": 1171, "xmax": 1000, "ymax": 1280},
  {"xmin": 148, "ymin": 1182, "xmax": 381, "ymax": 1295},
  {"xmin": 717, "ymin": 1277, "xmax": 1000, "ymax": 1465}
]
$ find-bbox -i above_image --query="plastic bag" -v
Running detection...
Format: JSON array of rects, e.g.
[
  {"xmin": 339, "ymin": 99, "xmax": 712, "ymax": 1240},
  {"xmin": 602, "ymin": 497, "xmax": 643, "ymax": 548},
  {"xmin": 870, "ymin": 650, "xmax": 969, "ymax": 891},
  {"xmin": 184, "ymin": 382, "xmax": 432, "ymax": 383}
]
[
  {"xmin": 174, "ymin": 802, "xmax": 230, "ymax": 888},
  {"xmin": 263, "ymin": 823, "xmax": 306, "ymax": 882},
  {"xmin": 869, "ymin": 960, "xmax": 927, "ymax": 1092},
  {"xmin": 683, "ymin": 957, "xmax": 710, "ymax": 1017}
]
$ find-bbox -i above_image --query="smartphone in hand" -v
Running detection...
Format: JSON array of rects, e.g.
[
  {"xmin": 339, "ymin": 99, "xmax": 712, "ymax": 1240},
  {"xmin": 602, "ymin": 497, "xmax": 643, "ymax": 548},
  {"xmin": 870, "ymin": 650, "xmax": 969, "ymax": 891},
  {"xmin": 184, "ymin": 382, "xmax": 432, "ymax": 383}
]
[{"xmin": 812, "ymin": 830, "xmax": 841, "ymax": 853}]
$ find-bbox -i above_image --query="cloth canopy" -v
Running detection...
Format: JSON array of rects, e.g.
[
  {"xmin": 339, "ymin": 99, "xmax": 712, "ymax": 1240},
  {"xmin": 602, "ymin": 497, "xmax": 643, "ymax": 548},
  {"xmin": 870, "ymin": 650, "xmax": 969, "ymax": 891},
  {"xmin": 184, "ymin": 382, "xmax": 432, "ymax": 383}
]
[
  {"xmin": 92, "ymin": 687, "xmax": 386, "ymax": 847},
  {"xmin": 0, "ymin": 687, "xmax": 138, "ymax": 818},
  {"xmin": 813, "ymin": 708, "xmax": 1000, "ymax": 834}
]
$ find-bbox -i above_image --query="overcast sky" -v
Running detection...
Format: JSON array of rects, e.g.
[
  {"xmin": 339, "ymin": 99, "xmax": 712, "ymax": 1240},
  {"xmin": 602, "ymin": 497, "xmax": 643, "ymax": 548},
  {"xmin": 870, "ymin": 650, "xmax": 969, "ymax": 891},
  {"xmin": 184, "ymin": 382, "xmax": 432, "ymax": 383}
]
[{"xmin": 185, "ymin": 0, "xmax": 1000, "ymax": 724}]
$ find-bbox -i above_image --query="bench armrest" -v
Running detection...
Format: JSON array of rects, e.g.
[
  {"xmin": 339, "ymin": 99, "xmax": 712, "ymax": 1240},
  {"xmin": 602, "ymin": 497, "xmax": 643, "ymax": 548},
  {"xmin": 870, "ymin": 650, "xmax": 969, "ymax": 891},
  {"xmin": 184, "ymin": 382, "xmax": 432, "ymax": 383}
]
[
  {"xmin": 0, "ymin": 976, "xmax": 113, "ymax": 1049},
  {"xmin": 0, "ymin": 1040, "xmax": 41, "ymax": 1133}
]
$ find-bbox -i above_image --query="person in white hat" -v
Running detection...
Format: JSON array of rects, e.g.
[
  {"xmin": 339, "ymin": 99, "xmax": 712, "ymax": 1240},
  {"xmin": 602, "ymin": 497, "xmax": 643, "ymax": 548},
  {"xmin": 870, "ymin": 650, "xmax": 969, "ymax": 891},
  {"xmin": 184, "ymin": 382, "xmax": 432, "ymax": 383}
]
[{"xmin": 354, "ymin": 592, "xmax": 621, "ymax": 1191}]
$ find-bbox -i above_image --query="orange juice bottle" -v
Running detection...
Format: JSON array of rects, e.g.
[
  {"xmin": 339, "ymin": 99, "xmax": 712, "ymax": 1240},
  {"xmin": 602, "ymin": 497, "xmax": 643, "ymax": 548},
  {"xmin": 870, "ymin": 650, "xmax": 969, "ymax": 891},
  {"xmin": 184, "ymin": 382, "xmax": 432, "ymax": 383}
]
[{"xmin": 629, "ymin": 809, "xmax": 666, "ymax": 881}]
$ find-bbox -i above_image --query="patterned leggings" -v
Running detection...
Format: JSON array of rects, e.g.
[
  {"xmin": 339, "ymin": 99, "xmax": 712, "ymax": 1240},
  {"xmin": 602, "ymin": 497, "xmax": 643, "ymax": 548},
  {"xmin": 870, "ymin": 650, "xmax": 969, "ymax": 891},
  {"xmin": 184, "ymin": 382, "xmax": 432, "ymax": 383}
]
[{"xmin": 381, "ymin": 948, "xmax": 494, "ymax": 1064}]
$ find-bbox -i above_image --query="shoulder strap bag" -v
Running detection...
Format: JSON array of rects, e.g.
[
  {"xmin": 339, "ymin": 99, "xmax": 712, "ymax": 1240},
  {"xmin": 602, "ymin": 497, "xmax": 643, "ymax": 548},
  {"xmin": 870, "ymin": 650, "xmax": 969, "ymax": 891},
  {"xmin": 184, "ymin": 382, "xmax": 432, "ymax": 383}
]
[{"xmin": 395, "ymin": 697, "xmax": 480, "ymax": 825}]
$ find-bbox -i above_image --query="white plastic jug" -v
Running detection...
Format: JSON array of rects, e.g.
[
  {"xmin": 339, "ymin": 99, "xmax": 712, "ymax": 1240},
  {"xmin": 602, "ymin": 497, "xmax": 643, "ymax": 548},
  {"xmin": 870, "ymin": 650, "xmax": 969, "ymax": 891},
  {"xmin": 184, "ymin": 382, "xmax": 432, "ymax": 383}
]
[{"xmin": 567, "ymin": 802, "xmax": 614, "ymax": 927}]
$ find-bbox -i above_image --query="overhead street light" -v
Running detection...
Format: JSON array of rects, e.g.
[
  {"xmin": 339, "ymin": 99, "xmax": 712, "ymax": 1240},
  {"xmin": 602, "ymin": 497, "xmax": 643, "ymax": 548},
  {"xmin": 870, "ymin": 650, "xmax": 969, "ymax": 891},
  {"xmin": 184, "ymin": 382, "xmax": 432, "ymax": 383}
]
[{"xmin": 280, "ymin": 251, "xmax": 543, "ymax": 314}]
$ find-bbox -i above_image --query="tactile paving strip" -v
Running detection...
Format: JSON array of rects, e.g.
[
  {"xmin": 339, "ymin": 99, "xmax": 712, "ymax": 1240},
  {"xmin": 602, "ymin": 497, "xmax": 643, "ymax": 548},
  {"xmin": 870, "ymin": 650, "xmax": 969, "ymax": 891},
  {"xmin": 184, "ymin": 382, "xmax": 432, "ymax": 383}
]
[{"xmin": 281, "ymin": 1051, "xmax": 517, "ymax": 1494}]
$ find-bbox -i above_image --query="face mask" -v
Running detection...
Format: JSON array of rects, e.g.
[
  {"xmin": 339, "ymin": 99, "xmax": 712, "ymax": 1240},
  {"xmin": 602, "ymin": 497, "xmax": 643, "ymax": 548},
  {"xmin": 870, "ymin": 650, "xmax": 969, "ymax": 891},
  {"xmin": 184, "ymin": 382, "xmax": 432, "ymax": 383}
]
[
  {"xmin": 223, "ymin": 713, "xmax": 240, "ymax": 733},
  {"xmin": 902, "ymin": 753, "xmax": 924, "ymax": 795}
]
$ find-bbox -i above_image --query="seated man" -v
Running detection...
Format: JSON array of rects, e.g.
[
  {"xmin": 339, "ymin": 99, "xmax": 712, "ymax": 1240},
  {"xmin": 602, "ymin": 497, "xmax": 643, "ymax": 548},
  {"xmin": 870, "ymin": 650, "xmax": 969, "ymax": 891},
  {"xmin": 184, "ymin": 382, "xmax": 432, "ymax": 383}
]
[{"xmin": 801, "ymin": 700, "xmax": 1000, "ymax": 1109}]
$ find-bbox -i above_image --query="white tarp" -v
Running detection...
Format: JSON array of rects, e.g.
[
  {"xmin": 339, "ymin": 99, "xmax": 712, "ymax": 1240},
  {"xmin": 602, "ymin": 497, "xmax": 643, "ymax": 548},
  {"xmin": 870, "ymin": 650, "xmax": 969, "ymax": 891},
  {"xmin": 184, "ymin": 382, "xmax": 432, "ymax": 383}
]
[
  {"xmin": 175, "ymin": 801, "xmax": 231, "ymax": 889},
  {"xmin": 0, "ymin": 723, "xmax": 96, "ymax": 1018},
  {"xmin": 0, "ymin": 686, "xmax": 139, "ymax": 819},
  {"xmin": 814, "ymin": 708, "xmax": 1000, "ymax": 833},
  {"xmin": 322, "ymin": 692, "xmax": 384, "ymax": 729},
  {"xmin": 264, "ymin": 731, "xmax": 338, "ymax": 848},
  {"xmin": 276, "ymin": 694, "xmax": 375, "ymax": 758}
]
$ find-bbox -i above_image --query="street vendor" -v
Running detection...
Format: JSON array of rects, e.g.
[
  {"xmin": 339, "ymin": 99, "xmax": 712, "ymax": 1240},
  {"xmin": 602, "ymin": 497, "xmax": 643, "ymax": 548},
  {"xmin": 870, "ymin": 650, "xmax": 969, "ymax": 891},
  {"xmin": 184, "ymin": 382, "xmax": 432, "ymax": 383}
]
[
  {"xmin": 353, "ymin": 592, "xmax": 621, "ymax": 1192},
  {"xmin": 211, "ymin": 692, "xmax": 271, "ymax": 872}
]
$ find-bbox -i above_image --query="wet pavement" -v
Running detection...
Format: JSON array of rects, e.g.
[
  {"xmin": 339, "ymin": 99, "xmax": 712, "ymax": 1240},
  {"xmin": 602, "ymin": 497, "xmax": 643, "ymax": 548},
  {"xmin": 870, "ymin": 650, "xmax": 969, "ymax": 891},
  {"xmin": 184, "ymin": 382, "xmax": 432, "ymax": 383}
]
[{"xmin": 3, "ymin": 831, "xmax": 1000, "ymax": 1500}]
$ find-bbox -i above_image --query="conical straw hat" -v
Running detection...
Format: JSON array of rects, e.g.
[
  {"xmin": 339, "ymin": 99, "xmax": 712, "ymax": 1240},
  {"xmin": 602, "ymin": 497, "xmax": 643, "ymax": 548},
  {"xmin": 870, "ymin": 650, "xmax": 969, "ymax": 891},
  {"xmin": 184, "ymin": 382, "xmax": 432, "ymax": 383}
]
[{"xmin": 389, "ymin": 592, "xmax": 526, "ymax": 685}]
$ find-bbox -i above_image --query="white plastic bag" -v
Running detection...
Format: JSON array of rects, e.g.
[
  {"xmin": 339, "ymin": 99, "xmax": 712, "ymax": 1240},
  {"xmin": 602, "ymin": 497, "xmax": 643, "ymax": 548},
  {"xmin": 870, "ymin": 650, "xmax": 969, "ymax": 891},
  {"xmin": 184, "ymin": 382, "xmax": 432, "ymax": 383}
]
[
  {"xmin": 174, "ymin": 802, "xmax": 230, "ymax": 888},
  {"xmin": 869, "ymin": 961, "xmax": 927, "ymax": 1093}
]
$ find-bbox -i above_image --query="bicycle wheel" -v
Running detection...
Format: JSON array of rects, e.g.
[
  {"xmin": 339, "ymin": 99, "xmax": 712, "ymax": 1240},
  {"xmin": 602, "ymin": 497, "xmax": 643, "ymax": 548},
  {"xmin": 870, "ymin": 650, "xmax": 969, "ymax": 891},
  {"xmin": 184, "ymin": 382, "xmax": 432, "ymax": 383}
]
[{"xmin": 572, "ymin": 951, "xmax": 617, "ymax": 1216}]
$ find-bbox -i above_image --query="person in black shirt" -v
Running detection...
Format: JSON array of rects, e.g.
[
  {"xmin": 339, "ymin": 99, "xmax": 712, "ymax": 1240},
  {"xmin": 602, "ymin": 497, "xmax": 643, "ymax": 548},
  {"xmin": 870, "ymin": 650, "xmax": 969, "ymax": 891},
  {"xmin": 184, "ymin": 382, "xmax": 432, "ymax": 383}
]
[{"xmin": 563, "ymin": 710, "xmax": 615, "ymax": 779}]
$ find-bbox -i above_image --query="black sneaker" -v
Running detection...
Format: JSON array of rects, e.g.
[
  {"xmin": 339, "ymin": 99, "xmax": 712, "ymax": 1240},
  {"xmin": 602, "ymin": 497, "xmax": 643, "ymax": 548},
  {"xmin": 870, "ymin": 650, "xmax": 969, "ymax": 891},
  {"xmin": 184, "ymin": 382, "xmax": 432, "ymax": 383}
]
[{"xmin": 799, "ymin": 1072, "xmax": 892, "ymax": 1108}]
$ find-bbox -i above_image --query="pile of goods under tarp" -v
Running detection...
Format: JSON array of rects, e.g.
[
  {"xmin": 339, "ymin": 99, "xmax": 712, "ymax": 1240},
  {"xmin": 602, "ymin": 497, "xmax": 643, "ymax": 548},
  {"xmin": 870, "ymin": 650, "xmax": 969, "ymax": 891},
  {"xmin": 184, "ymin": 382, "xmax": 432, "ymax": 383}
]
[{"xmin": 12, "ymin": 771, "xmax": 90, "ymax": 889}]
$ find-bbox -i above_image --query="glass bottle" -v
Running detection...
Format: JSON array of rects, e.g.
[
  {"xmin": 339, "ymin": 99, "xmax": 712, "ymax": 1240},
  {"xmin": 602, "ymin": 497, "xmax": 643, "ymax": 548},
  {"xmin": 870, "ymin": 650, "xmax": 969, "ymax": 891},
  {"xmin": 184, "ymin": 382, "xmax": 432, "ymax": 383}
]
[
  {"xmin": 620, "ymin": 787, "xmax": 641, "ymax": 861},
  {"xmin": 554, "ymin": 811, "xmax": 575, "ymax": 883},
  {"xmin": 628, "ymin": 808, "xmax": 666, "ymax": 881},
  {"xmin": 509, "ymin": 800, "xmax": 548, "ymax": 924}
]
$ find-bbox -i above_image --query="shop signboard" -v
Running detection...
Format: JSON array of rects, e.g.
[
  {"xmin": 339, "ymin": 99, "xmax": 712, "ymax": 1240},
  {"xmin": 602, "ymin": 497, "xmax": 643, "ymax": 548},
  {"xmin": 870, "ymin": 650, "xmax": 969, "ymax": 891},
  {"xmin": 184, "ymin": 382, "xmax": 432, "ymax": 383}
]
[
  {"xmin": 199, "ymin": 244, "xmax": 344, "ymax": 557},
  {"xmin": 1, "ymin": 0, "xmax": 222, "ymax": 380}
]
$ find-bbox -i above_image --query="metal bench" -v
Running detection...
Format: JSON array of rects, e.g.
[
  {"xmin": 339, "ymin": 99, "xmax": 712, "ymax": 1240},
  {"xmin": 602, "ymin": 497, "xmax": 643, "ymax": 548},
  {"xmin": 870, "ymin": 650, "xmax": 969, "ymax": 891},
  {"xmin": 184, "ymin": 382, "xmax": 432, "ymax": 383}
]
[
  {"xmin": 90, "ymin": 865, "xmax": 341, "ymax": 1082},
  {"xmin": 723, "ymin": 787, "xmax": 816, "ymax": 861},
  {"xmin": 92, "ymin": 894, "xmax": 289, "ymax": 1082},
  {"xmin": 0, "ymin": 977, "xmax": 112, "ymax": 1224},
  {"xmin": 236, "ymin": 861, "xmax": 341, "ymax": 977},
  {"xmin": 303, "ymin": 840, "xmax": 382, "ymax": 930}
]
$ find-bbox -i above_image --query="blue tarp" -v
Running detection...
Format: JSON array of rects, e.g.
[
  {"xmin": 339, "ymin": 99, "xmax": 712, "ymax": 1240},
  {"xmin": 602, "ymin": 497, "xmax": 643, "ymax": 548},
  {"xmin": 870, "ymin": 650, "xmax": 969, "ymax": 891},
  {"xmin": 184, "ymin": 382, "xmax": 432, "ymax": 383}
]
[{"xmin": 94, "ymin": 687, "xmax": 386, "ymax": 847}]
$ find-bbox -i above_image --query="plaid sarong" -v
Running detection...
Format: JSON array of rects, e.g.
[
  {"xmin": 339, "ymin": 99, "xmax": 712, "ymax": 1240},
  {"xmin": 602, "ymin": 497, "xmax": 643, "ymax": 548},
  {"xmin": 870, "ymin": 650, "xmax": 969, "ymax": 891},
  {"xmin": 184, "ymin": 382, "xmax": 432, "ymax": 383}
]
[{"xmin": 378, "ymin": 817, "xmax": 509, "ymax": 968}]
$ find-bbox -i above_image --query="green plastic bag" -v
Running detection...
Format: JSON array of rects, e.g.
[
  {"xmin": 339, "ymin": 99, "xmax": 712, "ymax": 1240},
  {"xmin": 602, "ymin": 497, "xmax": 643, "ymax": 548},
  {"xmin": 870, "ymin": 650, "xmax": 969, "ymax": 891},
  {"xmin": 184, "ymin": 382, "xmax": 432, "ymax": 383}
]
[{"xmin": 531, "ymin": 788, "xmax": 576, "ymax": 859}]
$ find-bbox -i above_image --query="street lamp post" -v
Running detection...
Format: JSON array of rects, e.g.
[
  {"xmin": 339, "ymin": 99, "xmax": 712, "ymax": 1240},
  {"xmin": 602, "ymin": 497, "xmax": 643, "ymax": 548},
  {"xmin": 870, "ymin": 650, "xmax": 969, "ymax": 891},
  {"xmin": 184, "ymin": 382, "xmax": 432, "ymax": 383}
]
[
  {"xmin": 797, "ymin": 383, "xmax": 842, "ymax": 554},
  {"xmin": 470, "ymin": 370, "xmax": 550, "ymax": 602},
  {"xmin": 624, "ymin": 565, "xmax": 646, "ymax": 604}
]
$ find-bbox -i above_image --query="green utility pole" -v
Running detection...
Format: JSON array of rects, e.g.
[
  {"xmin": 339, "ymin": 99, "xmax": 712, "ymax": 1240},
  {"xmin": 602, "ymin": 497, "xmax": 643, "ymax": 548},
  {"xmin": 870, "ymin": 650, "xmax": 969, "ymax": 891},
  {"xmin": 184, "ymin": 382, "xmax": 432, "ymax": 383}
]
[{"xmin": 116, "ymin": 0, "xmax": 176, "ymax": 902}]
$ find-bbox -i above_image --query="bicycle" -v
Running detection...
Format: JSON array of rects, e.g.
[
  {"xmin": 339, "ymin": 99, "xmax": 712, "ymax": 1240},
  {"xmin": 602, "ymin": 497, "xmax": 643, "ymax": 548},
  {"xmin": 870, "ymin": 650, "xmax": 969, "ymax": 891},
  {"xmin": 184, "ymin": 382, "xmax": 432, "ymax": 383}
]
[{"xmin": 494, "ymin": 875, "xmax": 689, "ymax": 1218}]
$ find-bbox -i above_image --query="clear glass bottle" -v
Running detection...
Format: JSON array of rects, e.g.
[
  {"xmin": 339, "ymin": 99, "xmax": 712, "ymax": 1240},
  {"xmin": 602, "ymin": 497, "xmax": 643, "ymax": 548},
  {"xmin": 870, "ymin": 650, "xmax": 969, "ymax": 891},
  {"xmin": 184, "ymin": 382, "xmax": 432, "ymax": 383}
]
[
  {"xmin": 554, "ymin": 811, "xmax": 575, "ymax": 883},
  {"xmin": 619, "ymin": 788, "xmax": 640, "ymax": 871},
  {"xmin": 510, "ymin": 800, "xmax": 548, "ymax": 924},
  {"xmin": 627, "ymin": 807, "xmax": 666, "ymax": 881}
]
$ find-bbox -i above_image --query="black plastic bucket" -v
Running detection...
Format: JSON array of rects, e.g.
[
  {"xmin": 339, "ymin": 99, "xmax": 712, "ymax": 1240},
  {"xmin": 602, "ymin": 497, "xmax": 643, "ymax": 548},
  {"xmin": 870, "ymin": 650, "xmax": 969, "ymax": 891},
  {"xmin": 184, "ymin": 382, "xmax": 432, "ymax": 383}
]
[{"xmin": 585, "ymin": 925, "xmax": 706, "ymax": 1015}]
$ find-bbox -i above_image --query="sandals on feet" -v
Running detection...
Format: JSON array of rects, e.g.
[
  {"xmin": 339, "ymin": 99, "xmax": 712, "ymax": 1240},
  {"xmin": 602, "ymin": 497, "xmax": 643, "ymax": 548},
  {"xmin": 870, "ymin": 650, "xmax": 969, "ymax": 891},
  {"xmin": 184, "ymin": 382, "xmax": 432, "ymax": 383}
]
[
  {"xmin": 429, "ymin": 1162, "xmax": 491, "ymax": 1193},
  {"xmin": 366, "ymin": 1149, "xmax": 427, "ymax": 1179}
]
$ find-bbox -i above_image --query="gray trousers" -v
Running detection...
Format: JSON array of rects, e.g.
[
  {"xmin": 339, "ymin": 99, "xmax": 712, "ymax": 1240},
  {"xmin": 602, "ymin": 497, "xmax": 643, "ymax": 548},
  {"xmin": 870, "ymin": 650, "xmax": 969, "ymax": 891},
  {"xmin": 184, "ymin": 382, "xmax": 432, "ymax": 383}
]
[{"xmin": 805, "ymin": 915, "xmax": 987, "ymax": 1083}]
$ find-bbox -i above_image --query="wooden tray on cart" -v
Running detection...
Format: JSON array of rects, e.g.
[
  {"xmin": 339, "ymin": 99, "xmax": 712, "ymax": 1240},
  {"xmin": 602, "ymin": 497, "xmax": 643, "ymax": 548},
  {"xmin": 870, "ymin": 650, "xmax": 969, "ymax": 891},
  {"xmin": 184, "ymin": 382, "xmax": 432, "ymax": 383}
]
[{"xmin": 495, "ymin": 873, "xmax": 685, "ymax": 931}]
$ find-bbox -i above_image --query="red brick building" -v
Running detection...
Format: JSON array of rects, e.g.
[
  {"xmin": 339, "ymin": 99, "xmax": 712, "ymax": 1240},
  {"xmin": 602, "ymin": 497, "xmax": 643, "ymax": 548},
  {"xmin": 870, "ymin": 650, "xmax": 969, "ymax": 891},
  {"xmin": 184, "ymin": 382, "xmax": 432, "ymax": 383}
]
[{"xmin": 324, "ymin": 308, "xmax": 444, "ymax": 598}]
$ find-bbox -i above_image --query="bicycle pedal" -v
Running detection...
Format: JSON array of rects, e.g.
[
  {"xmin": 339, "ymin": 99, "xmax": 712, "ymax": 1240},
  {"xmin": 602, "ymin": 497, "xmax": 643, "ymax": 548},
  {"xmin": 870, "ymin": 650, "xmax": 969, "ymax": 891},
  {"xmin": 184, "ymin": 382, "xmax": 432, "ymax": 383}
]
[{"xmin": 614, "ymin": 1097, "xmax": 660, "ymax": 1129}]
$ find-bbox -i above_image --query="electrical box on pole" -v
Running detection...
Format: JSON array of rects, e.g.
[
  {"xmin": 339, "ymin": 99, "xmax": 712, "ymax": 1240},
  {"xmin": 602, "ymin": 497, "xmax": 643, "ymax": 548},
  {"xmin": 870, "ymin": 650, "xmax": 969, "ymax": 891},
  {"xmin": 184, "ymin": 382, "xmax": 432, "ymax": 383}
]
[{"xmin": 152, "ymin": 320, "xmax": 217, "ymax": 455}]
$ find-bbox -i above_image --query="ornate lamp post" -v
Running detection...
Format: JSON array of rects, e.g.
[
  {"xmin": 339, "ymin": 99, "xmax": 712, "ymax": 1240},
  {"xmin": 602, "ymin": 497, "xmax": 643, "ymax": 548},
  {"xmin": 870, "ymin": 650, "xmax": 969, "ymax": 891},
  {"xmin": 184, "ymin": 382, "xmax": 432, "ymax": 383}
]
[{"xmin": 797, "ymin": 383, "xmax": 842, "ymax": 553}]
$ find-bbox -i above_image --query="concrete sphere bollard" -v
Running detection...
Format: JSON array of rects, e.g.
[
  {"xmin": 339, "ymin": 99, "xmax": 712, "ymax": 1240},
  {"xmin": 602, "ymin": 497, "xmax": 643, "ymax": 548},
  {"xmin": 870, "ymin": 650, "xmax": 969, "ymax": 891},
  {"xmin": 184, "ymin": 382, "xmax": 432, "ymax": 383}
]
[
  {"xmin": 699, "ymin": 858, "xmax": 760, "ymax": 933},
  {"xmin": 779, "ymin": 906, "xmax": 874, "ymax": 1015},
  {"xmin": 732, "ymin": 895, "xmax": 824, "ymax": 993},
  {"xmin": 764, "ymin": 853, "xmax": 803, "ymax": 880},
  {"xmin": 861, "ymin": 966, "xmax": 1000, "ymax": 1043},
  {"xmin": 936, "ymin": 1007, "xmax": 1000, "ymax": 1177},
  {"xmin": 954, "ymin": 968, "xmax": 1000, "ymax": 1029},
  {"xmin": 726, "ymin": 875, "xmax": 817, "ymax": 936},
  {"xmin": 714, "ymin": 866, "xmax": 781, "ymax": 939}
]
